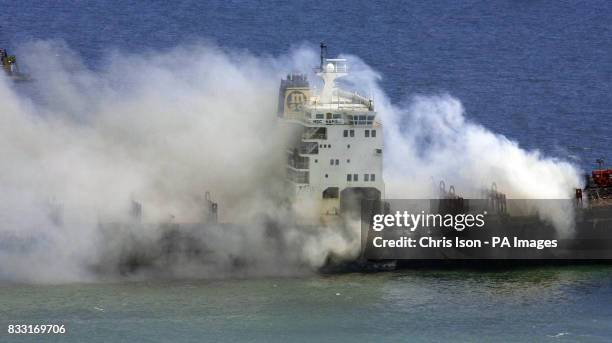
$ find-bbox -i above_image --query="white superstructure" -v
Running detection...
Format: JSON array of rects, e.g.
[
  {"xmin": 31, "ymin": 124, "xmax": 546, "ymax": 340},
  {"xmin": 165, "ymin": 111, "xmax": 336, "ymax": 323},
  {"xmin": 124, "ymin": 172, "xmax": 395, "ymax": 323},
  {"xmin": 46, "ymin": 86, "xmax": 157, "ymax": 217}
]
[{"xmin": 278, "ymin": 43, "xmax": 384, "ymax": 224}]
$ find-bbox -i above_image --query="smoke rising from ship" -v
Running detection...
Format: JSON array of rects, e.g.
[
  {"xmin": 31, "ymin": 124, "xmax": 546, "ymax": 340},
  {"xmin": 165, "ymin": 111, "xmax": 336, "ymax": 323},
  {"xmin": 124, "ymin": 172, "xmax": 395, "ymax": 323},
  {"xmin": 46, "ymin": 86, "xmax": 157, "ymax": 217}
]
[
  {"xmin": 0, "ymin": 42, "xmax": 581, "ymax": 282},
  {"xmin": 342, "ymin": 55, "xmax": 581, "ymax": 233}
]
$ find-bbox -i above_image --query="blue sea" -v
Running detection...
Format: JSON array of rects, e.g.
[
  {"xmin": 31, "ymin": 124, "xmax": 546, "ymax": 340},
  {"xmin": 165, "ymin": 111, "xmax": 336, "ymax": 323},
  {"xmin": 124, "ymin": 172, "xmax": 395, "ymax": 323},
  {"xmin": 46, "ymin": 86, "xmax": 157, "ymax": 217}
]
[{"xmin": 1, "ymin": 1, "xmax": 612, "ymax": 342}]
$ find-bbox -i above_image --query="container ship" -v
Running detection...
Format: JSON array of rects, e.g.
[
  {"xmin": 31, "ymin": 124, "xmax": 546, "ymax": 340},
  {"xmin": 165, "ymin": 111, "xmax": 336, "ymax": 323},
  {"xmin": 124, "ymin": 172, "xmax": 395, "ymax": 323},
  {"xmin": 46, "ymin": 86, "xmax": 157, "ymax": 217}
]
[
  {"xmin": 5, "ymin": 43, "xmax": 610, "ymax": 274},
  {"xmin": 98, "ymin": 43, "xmax": 612, "ymax": 273}
]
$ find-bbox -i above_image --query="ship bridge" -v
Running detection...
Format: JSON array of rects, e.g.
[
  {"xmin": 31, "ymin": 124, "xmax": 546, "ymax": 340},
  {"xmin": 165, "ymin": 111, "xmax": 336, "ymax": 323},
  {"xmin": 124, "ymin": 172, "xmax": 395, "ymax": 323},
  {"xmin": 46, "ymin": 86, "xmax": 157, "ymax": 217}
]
[
  {"xmin": 278, "ymin": 43, "xmax": 384, "ymax": 225},
  {"xmin": 279, "ymin": 43, "xmax": 376, "ymax": 127}
]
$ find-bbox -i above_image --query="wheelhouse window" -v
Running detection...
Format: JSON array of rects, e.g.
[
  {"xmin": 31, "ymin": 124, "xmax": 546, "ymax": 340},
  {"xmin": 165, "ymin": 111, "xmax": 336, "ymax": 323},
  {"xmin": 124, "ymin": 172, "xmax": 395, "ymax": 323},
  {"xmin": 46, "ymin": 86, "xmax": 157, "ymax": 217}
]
[
  {"xmin": 364, "ymin": 174, "xmax": 370, "ymax": 181},
  {"xmin": 371, "ymin": 130, "xmax": 376, "ymax": 137},
  {"xmin": 365, "ymin": 130, "xmax": 370, "ymax": 137},
  {"xmin": 371, "ymin": 174, "xmax": 375, "ymax": 181},
  {"xmin": 347, "ymin": 174, "xmax": 352, "ymax": 181},
  {"xmin": 353, "ymin": 174, "xmax": 358, "ymax": 181}
]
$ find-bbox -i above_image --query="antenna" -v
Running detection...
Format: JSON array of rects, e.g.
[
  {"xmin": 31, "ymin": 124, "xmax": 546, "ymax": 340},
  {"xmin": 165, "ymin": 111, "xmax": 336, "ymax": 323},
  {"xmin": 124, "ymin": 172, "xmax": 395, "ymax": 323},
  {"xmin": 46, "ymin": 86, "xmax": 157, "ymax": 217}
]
[{"xmin": 320, "ymin": 41, "xmax": 327, "ymax": 69}]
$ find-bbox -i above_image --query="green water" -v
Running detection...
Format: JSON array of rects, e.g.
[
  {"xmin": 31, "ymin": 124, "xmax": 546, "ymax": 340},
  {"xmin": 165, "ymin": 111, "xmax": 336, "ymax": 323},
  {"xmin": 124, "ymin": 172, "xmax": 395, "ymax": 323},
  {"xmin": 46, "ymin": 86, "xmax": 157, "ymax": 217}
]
[{"xmin": 1, "ymin": 266, "xmax": 612, "ymax": 342}]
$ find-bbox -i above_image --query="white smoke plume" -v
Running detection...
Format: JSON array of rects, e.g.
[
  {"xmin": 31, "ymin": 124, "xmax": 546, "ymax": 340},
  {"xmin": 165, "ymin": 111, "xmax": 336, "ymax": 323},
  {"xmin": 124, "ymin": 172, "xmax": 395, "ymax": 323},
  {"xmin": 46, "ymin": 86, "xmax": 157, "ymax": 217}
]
[
  {"xmin": 0, "ymin": 42, "xmax": 581, "ymax": 283},
  {"xmin": 340, "ymin": 55, "xmax": 581, "ymax": 200},
  {"xmin": 342, "ymin": 55, "xmax": 582, "ymax": 234},
  {"xmin": 379, "ymin": 95, "xmax": 582, "ymax": 235}
]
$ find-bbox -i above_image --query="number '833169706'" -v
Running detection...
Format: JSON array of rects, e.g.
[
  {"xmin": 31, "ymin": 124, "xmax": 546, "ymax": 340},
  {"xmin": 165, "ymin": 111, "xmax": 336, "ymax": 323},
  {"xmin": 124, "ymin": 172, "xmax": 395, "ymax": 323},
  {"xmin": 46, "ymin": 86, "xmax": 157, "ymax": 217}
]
[{"xmin": 7, "ymin": 324, "xmax": 66, "ymax": 334}]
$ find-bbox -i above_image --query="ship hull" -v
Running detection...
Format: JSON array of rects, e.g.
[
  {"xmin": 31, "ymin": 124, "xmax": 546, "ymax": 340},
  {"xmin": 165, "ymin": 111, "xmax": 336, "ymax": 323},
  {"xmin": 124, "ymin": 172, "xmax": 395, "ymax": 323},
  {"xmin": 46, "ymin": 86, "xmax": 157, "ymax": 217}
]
[
  {"xmin": 91, "ymin": 203, "xmax": 612, "ymax": 277},
  {"xmin": 361, "ymin": 205, "xmax": 612, "ymax": 270}
]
